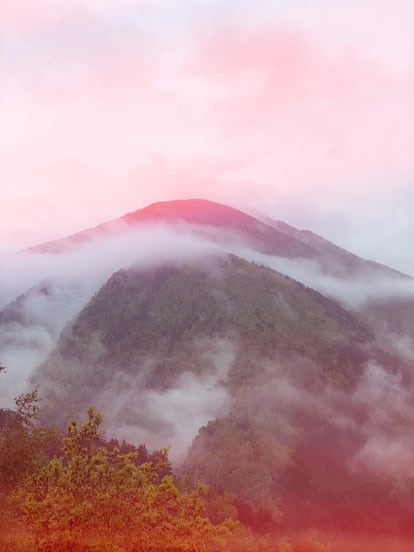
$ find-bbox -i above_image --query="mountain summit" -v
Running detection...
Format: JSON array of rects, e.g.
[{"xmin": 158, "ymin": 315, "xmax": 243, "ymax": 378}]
[{"xmin": 31, "ymin": 198, "xmax": 406, "ymax": 279}]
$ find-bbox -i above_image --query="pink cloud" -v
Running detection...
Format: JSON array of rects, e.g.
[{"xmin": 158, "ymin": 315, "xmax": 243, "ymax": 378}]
[
  {"xmin": 2, "ymin": 1, "xmax": 90, "ymax": 36},
  {"xmin": 188, "ymin": 26, "xmax": 414, "ymax": 188},
  {"xmin": 1, "ymin": 1, "xmax": 413, "ymax": 257}
]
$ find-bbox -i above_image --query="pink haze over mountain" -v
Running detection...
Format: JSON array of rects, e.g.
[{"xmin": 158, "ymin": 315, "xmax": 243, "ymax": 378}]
[{"xmin": 1, "ymin": 1, "xmax": 413, "ymax": 271}]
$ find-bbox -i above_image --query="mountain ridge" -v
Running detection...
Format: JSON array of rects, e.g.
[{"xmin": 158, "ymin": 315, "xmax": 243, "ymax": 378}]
[{"xmin": 28, "ymin": 198, "xmax": 408, "ymax": 279}]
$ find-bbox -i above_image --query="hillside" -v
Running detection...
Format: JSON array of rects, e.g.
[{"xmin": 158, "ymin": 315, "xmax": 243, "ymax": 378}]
[
  {"xmin": 34, "ymin": 254, "xmax": 376, "ymax": 421},
  {"xmin": 29, "ymin": 253, "xmax": 414, "ymax": 533}
]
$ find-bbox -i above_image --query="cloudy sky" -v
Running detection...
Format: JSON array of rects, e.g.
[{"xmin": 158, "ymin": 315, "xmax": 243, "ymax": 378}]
[{"xmin": 1, "ymin": 1, "xmax": 413, "ymax": 272}]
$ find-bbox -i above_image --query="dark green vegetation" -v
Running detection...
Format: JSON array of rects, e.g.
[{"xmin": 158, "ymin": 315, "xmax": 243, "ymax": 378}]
[
  {"xmin": 27, "ymin": 254, "xmax": 414, "ymax": 537},
  {"xmin": 35, "ymin": 255, "xmax": 380, "ymax": 421}
]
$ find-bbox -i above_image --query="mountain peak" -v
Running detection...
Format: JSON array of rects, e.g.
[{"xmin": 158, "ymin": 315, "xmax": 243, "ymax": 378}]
[
  {"xmin": 29, "ymin": 198, "xmax": 314, "ymax": 259},
  {"xmin": 27, "ymin": 198, "xmax": 408, "ymax": 280},
  {"xmin": 121, "ymin": 198, "xmax": 265, "ymax": 228}
]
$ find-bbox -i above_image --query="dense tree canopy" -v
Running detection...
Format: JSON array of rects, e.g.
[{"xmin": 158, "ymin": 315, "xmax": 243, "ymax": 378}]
[
  {"xmin": 0, "ymin": 386, "xmax": 55, "ymax": 494},
  {"xmin": 16, "ymin": 406, "xmax": 234, "ymax": 552}
]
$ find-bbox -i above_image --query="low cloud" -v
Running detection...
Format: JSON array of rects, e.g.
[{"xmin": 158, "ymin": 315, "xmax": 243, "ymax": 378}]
[
  {"xmin": 36, "ymin": 334, "xmax": 236, "ymax": 463},
  {"xmin": 101, "ymin": 337, "xmax": 236, "ymax": 462},
  {"xmin": 0, "ymin": 224, "xmax": 226, "ymax": 404},
  {"xmin": 240, "ymin": 250, "xmax": 414, "ymax": 309},
  {"xmin": 2, "ymin": 219, "xmax": 414, "ymax": 407},
  {"xmin": 2, "ymin": 220, "xmax": 414, "ymax": 479},
  {"xmin": 350, "ymin": 362, "xmax": 414, "ymax": 478},
  {"xmin": 239, "ymin": 357, "xmax": 414, "ymax": 480}
]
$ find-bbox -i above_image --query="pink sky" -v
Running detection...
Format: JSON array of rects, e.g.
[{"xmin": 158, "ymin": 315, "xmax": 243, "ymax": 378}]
[{"xmin": 1, "ymin": 1, "xmax": 413, "ymax": 271}]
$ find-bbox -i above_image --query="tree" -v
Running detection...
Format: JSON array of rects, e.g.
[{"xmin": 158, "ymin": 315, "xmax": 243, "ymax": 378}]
[
  {"xmin": 17, "ymin": 406, "xmax": 235, "ymax": 552},
  {"xmin": 0, "ymin": 387, "xmax": 53, "ymax": 494}
]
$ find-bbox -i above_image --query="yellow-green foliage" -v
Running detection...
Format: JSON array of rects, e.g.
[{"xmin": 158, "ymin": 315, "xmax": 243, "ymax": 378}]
[{"xmin": 17, "ymin": 407, "xmax": 235, "ymax": 552}]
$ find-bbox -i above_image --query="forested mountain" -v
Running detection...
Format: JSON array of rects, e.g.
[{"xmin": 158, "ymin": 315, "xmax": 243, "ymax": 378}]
[
  {"xmin": 30, "ymin": 254, "xmax": 414, "ymax": 534},
  {"xmin": 34, "ymin": 254, "xmax": 375, "ymax": 419},
  {"xmin": 2, "ymin": 199, "xmax": 414, "ymax": 549}
]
